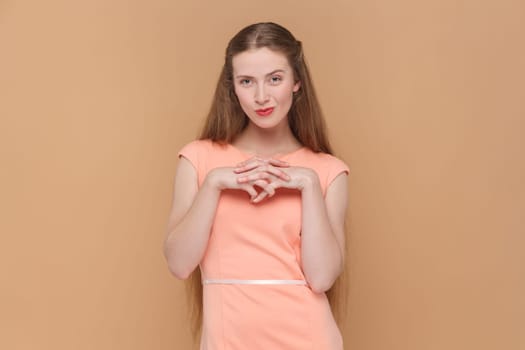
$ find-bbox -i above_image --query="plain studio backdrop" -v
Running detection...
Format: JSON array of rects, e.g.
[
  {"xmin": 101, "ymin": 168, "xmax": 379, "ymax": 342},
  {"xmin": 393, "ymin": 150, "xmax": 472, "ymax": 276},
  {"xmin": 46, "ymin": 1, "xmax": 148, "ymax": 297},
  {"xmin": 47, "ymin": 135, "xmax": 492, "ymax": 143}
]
[{"xmin": 1, "ymin": 0, "xmax": 524, "ymax": 349}]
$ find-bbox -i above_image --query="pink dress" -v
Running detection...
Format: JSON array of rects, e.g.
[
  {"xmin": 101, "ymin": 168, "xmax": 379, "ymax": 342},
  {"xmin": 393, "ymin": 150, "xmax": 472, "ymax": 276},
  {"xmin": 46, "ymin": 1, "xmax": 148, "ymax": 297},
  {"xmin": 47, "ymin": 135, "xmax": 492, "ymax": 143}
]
[{"xmin": 178, "ymin": 139, "xmax": 349, "ymax": 350}]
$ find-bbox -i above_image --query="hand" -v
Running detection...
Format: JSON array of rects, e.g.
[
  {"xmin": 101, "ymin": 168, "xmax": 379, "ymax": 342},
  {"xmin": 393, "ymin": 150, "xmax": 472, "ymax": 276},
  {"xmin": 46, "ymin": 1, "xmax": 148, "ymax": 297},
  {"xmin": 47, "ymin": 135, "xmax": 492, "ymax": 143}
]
[
  {"xmin": 235, "ymin": 157, "xmax": 318, "ymax": 203},
  {"xmin": 205, "ymin": 161, "xmax": 289, "ymax": 202}
]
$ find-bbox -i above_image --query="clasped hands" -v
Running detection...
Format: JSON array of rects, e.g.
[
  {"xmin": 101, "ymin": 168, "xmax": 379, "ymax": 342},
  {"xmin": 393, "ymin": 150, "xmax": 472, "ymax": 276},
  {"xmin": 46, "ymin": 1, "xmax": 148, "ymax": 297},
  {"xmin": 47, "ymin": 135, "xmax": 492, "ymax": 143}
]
[{"xmin": 207, "ymin": 156, "xmax": 317, "ymax": 203}]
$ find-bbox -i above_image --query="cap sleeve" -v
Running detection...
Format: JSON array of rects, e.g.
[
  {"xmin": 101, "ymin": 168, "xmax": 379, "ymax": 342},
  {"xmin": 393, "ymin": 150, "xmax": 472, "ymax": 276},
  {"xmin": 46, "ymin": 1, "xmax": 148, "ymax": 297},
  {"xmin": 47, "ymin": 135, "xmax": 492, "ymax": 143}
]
[
  {"xmin": 326, "ymin": 156, "xmax": 350, "ymax": 190},
  {"xmin": 177, "ymin": 140, "xmax": 208, "ymax": 186},
  {"xmin": 178, "ymin": 140, "xmax": 200, "ymax": 169}
]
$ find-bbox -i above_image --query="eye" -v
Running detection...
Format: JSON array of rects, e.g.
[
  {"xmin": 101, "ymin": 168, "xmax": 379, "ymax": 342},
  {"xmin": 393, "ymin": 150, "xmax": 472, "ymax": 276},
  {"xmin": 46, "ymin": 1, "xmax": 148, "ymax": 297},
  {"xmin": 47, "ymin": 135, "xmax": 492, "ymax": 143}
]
[
  {"xmin": 239, "ymin": 79, "xmax": 252, "ymax": 86},
  {"xmin": 270, "ymin": 76, "xmax": 282, "ymax": 84}
]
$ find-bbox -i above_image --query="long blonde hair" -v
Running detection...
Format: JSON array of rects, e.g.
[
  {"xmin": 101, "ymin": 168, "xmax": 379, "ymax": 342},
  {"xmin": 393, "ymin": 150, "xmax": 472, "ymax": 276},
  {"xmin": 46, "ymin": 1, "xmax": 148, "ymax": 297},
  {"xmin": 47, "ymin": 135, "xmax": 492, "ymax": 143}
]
[{"xmin": 187, "ymin": 22, "xmax": 348, "ymax": 343}]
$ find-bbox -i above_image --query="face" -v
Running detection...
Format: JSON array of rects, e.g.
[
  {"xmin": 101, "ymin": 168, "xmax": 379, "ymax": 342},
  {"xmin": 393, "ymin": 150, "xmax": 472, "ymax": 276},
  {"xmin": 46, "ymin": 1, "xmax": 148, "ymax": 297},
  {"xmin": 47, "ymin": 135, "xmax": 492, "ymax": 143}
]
[{"xmin": 232, "ymin": 47, "xmax": 300, "ymax": 130}]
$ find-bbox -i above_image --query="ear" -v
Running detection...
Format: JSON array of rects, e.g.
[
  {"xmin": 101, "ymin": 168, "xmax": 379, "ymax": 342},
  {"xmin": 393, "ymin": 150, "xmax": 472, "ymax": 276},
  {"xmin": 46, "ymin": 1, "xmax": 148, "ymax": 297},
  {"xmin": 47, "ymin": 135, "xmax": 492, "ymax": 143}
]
[{"xmin": 293, "ymin": 81, "xmax": 301, "ymax": 93}]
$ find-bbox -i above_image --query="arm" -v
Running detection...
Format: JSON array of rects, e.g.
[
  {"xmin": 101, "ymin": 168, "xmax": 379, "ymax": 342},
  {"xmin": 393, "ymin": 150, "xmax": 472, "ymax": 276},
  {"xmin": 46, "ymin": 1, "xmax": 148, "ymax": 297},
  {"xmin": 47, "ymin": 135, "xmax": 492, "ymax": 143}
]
[
  {"xmin": 235, "ymin": 159, "xmax": 349, "ymax": 293},
  {"xmin": 300, "ymin": 171, "xmax": 348, "ymax": 293},
  {"xmin": 163, "ymin": 156, "xmax": 284, "ymax": 279},
  {"xmin": 163, "ymin": 157, "xmax": 221, "ymax": 279}
]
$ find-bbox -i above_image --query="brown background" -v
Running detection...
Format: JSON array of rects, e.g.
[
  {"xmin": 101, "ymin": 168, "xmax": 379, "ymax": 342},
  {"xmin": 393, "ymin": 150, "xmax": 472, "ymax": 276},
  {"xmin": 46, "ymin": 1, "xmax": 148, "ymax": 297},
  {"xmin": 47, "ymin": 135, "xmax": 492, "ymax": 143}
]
[{"xmin": 1, "ymin": 0, "xmax": 524, "ymax": 349}]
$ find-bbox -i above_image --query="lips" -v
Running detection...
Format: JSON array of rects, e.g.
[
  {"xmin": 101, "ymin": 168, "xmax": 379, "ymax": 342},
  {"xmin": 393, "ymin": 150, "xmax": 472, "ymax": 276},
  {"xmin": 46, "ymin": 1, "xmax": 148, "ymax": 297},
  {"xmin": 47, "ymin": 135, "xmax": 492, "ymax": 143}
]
[{"xmin": 255, "ymin": 107, "xmax": 274, "ymax": 116}]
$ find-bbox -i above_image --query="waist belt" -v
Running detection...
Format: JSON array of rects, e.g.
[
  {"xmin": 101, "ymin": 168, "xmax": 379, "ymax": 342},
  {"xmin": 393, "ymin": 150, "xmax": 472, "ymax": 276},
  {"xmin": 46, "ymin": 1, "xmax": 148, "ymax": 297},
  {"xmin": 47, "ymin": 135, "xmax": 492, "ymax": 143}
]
[{"xmin": 202, "ymin": 279, "xmax": 307, "ymax": 286}]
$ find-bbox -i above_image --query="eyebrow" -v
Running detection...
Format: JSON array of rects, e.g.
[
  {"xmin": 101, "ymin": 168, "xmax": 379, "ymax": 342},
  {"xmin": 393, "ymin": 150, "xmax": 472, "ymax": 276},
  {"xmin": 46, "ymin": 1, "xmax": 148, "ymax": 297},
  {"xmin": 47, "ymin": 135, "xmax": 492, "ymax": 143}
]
[{"xmin": 234, "ymin": 69, "xmax": 286, "ymax": 79}]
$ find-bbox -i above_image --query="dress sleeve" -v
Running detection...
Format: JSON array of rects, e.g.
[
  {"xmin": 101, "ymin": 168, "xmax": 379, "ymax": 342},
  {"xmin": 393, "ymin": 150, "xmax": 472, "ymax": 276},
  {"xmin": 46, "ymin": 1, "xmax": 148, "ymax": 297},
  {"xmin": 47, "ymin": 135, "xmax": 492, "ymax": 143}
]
[
  {"xmin": 326, "ymin": 156, "xmax": 350, "ymax": 189},
  {"xmin": 177, "ymin": 140, "xmax": 206, "ymax": 186},
  {"xmin": 178, "ymin": 140, "xmax": 200, "ymax": 170}
]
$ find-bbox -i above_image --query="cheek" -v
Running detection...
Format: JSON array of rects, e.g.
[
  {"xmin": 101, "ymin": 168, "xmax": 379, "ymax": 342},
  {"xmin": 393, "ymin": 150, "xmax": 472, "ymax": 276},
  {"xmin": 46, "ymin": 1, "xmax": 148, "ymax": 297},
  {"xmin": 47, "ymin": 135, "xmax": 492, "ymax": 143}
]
[
  {"xmin": 234, "ymin": 89, "xmax": 254, "ymax": 116},
  {"xmin": 275, "ymin": 86, "xmax": 294, "ymax": 103},
  {"xmin": 234, "ymin": 88, "xmax": 251, "ymax": 106}
]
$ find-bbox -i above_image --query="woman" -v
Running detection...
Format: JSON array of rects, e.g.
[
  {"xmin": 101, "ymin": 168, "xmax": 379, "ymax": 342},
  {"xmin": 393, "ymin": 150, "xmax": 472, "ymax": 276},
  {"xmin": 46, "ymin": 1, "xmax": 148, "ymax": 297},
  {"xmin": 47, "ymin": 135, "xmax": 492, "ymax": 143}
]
[{"xmin": 164, "ymin": 22, "xmax": 349, "ymax": 349}]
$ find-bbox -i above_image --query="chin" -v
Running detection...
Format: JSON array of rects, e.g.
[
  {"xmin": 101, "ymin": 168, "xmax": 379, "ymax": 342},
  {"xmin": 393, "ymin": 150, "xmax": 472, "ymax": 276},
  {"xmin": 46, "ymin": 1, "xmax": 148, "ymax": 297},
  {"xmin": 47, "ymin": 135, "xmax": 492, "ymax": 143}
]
[
  {"xmin": 247, "ymin": 115, "xmax": 288, "ymax": 130},
  {"xmin": 251, "ymin": 120, "xmax": 284, "ymax": 130}
]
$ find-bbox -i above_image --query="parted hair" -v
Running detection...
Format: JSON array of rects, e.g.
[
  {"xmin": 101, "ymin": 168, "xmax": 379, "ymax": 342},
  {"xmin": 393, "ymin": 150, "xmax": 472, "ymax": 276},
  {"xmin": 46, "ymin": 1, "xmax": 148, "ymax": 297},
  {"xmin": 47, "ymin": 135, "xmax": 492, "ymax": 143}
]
[
  {"xmin": 187, "ymin": 22, "xmax": 347, "ymax": 343},
  {"xmin": 200, "ymin": 22, "xmax": 332, "ymax": 153}
]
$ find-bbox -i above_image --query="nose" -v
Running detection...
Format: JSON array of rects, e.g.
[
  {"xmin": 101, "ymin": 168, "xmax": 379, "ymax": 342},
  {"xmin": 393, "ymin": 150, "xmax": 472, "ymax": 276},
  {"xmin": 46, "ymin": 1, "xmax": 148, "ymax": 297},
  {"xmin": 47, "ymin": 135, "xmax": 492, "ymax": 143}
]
[{"xmin": 254, "ymin": 84, "xmax": 269, "ymax": 105}]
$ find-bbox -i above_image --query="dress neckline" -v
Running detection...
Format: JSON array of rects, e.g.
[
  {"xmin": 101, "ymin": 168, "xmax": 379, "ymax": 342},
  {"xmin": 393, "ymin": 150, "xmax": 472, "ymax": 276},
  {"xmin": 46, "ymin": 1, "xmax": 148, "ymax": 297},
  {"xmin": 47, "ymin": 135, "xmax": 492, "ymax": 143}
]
[{"xmin": 227, "ymin": 143, "xmax": 306, "ymax": 160}]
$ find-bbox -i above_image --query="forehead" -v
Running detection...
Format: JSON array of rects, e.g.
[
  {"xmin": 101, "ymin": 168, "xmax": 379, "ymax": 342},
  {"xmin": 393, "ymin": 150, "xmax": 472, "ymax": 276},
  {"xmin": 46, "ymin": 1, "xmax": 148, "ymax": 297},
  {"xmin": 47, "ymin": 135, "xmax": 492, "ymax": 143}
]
[{"xmin": 232, "ymin": 47, "xmax": 291, "ymax": 76}]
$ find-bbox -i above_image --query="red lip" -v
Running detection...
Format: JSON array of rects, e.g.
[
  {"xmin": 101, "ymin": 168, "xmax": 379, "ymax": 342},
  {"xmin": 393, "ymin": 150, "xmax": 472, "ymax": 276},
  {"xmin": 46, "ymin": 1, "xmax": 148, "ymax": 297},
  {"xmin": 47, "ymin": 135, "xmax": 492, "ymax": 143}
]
[{"xmin": 255, "ymin": 107, "xmax": 274, "ymax": 116}]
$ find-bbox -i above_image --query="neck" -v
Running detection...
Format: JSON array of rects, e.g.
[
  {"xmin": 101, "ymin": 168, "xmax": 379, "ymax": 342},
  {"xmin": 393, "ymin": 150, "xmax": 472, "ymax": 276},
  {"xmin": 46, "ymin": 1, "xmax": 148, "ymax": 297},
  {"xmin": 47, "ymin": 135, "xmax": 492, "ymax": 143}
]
[{"xmin": 233, "ymin": 121, "xmax": 301, "ymax": 157}]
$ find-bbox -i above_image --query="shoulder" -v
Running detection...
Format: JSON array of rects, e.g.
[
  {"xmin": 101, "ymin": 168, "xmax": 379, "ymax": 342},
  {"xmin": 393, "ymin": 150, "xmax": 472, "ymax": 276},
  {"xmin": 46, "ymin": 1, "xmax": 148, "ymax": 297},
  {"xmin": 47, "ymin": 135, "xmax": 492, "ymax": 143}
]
[
  {"xmin": 177, "ymin": 139, "xmax": 220, "ymax": 186},
  {"xmin": 178, "ymin": 139, "xmax": 213, "ymax": 154},
  {"xmin": 178, "ymin": 139, "xmax": 226, "ymax": 159},
  {"xmin": 177, "ymin": 139, "xmax": 211, "ymax": 172},
  {"xmin": 177, "ymin": 139, "xmax": 236, "ymax": 173},
  {"xmin": 298, "ymin": 148, "xmax": 350, "ymax": 194},
  {"xmin": 300, "ymin": 148, "xmax": 349, "ymax": 172}
]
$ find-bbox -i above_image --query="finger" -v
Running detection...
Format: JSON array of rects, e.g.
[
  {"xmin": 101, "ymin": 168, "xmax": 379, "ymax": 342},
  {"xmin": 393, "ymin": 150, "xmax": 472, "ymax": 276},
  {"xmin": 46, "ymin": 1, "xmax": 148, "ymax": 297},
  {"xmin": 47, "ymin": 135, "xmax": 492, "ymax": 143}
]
[
  {"xmin": 235, "ymin": 156, "xmax": 265, "ymax": 168},
  {"xmin": 234, "ymin": 158, "xmax": 267, "ymax": 173},
  {"xmin": 251, "ymin": 180, "xmax": 275, "ymax": 203},
  {"xmin": 235, "ymin": 157, "xmax": 290, "ymax": 173},
  {"xmin": 242, "ymin": 185, "xmax": 258, "ymax": 200},
  {"xmin": 238, "ymin": 158, "xmax": 290, "ymax": 170},
  {"xmin": 234, "ymin": 162, "xmax": 260, "ymax": 173},
  {"xmin": 252, "ymin": 179, "xmax": 270, "ymax": 191},
  {"xmin": 252, "ymin": 190, "xmax": 269, "ymax": 203},
  {"xmin": 238, "ymin": 165, "xmax": 290, "ymax": 182},
  {"xmin": 263, "ymin": 166, "xmax": 291, "ymax": 181},
  {"xmin": 262, "ymin": 182, "xmax": 276, "ymax": 197},
  {"xmin": 267, "ymin": 158, "xmax": 290, "ymax": 168},
  {"xmin": 237, "ymin": 169, "xmax": 269, "ymax": 183}
]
